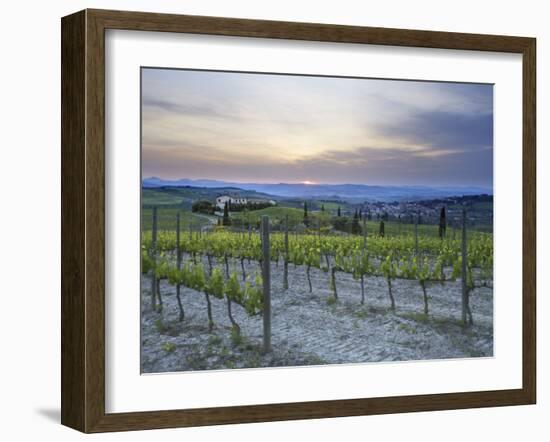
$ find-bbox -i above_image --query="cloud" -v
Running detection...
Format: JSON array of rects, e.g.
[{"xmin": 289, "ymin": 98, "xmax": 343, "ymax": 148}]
[
  {"xmin": 142, "ymin": 96, "xmax": 238, "ymax": 120},
  {"xmin": 377, "ymin": 110, "xmax": 493, "ymax": 152},
  {"xmin": 142, "ymin": 143, "xmax": 492, "ymax": 187},
  {"xmin": 140, "ymin": 68, "xmax": 494, "ymax": 187},
  {"xmin": 291, "ymin": 145, "xmax": 492, "ymax": 186}
]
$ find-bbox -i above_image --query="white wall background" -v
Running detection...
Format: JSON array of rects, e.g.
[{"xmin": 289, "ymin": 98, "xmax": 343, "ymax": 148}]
[{"xmin": 0, "ymin": 0, "xmax": 546, "ymax": 440}]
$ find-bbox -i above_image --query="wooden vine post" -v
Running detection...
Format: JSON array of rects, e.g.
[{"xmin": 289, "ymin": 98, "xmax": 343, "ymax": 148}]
[
  {"xmin": 176, "ymin": 212, "xmax": 180, "ymax": 266},
  {"xmin": 361, "ymin": 218, "xmax": 367, "ymax": 304},
  {"xmin": 283, "ymin": 214, "xmax": 289, "ymax": 290},
  {"xmin": 461, "ymin": 208, "xmax": 468, "ymax": 325},
  {"xmin": 150, "ymin": 206, "xmax": 158, "ymax": 310},
  {"xmin": 362, "ymin": 218, "xmax": 367, "ymax": 249},
  {"xmin": 261, "ymin": 215, "xmax": 272, "ymax": 353},
  {"xmin": 175, "ymin": 212, "xmax": 185, "ymax": 321},
  {"xmin": 414, "ymin": 213, "xmax": 419, "ymax": 255}
]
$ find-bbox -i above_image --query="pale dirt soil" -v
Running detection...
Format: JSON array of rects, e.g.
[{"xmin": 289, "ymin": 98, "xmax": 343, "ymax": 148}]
[{"xmin": 141, "ymin": 257, "xmax": 493, "ymax": 373}]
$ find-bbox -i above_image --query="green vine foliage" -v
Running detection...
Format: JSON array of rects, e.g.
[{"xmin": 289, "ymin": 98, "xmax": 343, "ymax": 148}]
[
  {"xmin": 206, "ymin": 267, "xmax": 225, "ymax": 300},
  {"xmin": 142, "ymin": 225, "xmax": 493, "ymax": 326}
]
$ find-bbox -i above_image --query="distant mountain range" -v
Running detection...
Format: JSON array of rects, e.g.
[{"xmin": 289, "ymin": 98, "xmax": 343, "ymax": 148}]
[{"xmin": 142, "ymin": 177, "xmax": 492, "ymax": 202}]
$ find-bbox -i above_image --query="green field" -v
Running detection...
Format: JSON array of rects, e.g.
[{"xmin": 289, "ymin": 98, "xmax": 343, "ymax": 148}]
[
  {"xmin": 142, "ymin": 204, "xmax": 471, "ymax": 240},
  {"xmin": 315, "ymin": 201, "xmax": 342, "ymax": 212},
  {"xmin": 141, "ymin": 189, "xmax": 189, "ymax": 206},
  {"xmin": 358, "ymin": 219, "xmax": 460, "ymax": 238},
  {"xmin": 142, "ymin": 207, "xmax": 214, "ymax": 231},
  {"xmin": 141, "ymin": 186, "xmax": 278, "ymax": 208},
  {"xmin": 231, "ymin": 206, "xmax": 305, "ymax": 226},
  {"xmin": 230, "ymin": 207, "xmax": 462, "ymax": 238}
]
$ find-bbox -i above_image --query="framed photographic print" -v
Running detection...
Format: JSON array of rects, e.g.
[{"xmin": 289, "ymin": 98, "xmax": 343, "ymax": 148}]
[{"xmin": 61, "ymin": 9, "xmax": 536, "ymax": 433}]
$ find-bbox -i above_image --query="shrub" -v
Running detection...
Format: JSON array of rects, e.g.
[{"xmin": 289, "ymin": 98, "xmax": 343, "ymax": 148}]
[{"xmin": 192, "ymin": 200, "xmax": 215, "ymax": 214}]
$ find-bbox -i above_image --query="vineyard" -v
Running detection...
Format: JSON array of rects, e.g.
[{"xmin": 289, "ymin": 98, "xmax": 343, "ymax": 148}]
[{"xmin": 141, "ymin": 211, "xmax": 493, "ymax": 373}]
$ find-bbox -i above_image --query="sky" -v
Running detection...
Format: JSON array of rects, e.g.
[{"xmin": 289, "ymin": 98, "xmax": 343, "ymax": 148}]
[{"xmin": 141, "ymin": 68, "xmax": 493, "ymax": 188}]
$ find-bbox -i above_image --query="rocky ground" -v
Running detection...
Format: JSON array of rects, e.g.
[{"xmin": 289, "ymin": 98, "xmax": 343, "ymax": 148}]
[{"xmin": 141, "ymin": 258, "xmax": 493, "ymax": 373}]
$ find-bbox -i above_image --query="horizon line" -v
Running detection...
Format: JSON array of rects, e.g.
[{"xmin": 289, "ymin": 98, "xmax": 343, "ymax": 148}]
[{"xmin": 142, "ymin": 176, "xmax": 493, "ymax": 190}]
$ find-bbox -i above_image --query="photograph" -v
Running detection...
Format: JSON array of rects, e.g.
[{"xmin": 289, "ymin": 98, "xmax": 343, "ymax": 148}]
[{"xmin": 140, "ymin": 68, "xmax": 494, "ymax": 374}]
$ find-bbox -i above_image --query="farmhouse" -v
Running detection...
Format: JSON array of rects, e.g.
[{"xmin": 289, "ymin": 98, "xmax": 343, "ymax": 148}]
[
  {"xmin": 215, "ymin": 195, "xmax": 276, "ymax": 211},
  {"xmin": 215, "ymin": 195, "xmax": 248, "ymax": 210}
]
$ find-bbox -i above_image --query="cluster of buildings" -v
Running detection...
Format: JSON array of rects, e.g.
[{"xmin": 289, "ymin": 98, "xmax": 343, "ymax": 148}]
[
  {"xmin": 357, "ymin": 195, "xmax": 492, "ymax": 227},
  {"xmin": 215, "ymin": 194, "xmax": 276, "ymax": 211},
  {"xmin": 353, "ymin": 201, "xmax": 433, "ymax": 221}
]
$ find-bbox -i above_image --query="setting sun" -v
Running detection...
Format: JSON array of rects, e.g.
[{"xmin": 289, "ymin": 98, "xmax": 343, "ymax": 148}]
[{"xmin": 302, "ymin": 180, "xmax": 314, "ymax": 185}]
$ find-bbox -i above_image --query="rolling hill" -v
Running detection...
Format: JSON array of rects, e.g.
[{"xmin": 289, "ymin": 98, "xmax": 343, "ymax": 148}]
[{"xmin": 142, "ymin": 177, "xmax": 492, "ymax": 202}]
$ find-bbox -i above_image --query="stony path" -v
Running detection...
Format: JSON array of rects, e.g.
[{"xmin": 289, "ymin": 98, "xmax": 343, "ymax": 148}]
[{"xmin": 141, "ymin": 259, "xmax": 493, "ymax": 373}]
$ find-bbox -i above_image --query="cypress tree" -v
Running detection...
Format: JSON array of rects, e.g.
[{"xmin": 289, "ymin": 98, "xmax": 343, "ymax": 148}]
[
  {"xmin": 439, "ymin": 206, "xmax": 447, "ymax": 239},
  {"xmin": 379, "ymin": 220, "xmax": 385, "ymax": 237},
  {"xmin": 337, "ymin": 206, "xmax": 341, "ymax": 217},
  {"xmin": 303, "ymin": 201, "xmax": 310, "ymax": 227},
  {"xmin": 223, "ymin": 201, "xmax": 231, "ymax": 226},
  {"xmin": 321, "ymin": 204, "xmax": 325, "ymax": 212},
  {"xmin": 351, "ymin": 210, "xmax": 361, "ymax": 235}
]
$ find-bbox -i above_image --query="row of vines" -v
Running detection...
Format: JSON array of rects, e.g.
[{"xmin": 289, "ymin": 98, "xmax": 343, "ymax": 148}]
[{"xmin": 142, "ymin": 214, "xmax": 493, "ymax": 338}]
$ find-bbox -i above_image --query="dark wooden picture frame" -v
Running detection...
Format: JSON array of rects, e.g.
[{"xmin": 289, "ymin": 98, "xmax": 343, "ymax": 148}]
[{"xmin": 61, "ymin": 9, "xmax": 536, "ymax": 433}]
